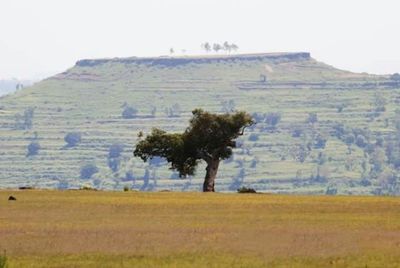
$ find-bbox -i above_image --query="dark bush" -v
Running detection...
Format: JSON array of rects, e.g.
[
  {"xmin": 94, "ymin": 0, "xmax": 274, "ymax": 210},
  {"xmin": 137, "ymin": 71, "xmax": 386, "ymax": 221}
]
[
  {"xmin": 80, "ymin": 163, "xmax": 99, "ymax": 179},
  {"xmin": 122, "ymin": 106, "xmax": 138, "ymax": 119},
  {"xmin": 27, "ymin": 142, "xmax": 40, "ymax": 156},
  {"xmin": 79, "ymin": 186, "xmax": 97, "ymax": 191},
  {"xmin": 333, "ymin": 123, "xmax": 346, "ymax": 138},
  {"xmin": 237, "ymin": 186, "xmax": 257, "ymax": 193},
  {"xmin": 314, "ymin": 135, "xmax": 327, "ymax": 149},
  {"xmin": 64, "ymin": 132, "xmax": 81, "ymax": 147},
  {"xmin": 355, "ymin": 135, "xmax": 367, "ymax": 148}
]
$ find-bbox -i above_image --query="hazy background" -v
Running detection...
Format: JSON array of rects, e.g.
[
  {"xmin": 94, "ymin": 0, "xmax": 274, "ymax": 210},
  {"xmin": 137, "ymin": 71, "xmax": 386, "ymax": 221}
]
[{"xmin": 1, "ymin": 0, "xmax": 399, "ymax": 80}]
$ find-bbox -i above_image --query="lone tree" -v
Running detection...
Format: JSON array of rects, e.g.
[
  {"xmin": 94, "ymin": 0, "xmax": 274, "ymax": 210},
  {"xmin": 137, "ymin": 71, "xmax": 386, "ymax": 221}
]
[{"xmin": 134, "ymin": 109, "xmax": 253, "ymax": 192}]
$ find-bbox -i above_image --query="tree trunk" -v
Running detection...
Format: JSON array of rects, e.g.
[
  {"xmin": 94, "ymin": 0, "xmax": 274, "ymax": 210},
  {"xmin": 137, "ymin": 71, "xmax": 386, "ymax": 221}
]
[{"xmin": 203, "ymin": 159, "xmax": 220, "ymax": 192}]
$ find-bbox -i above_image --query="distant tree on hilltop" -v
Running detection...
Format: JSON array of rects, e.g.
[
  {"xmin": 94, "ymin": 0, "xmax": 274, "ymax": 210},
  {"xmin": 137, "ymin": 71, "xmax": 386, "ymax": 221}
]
[
  {"xmin": 213, "ymin": 43, "xmax": 222, "ymax": 53},
  {"xmin": 202, "ymin": 42, "xmax": 238, "ymax": 54},
  {"xmin": 134, "ymin": 109, "xmax": 254, "ymax": 192},
  {"xmin": 201, "ymin": 42, "xmax": 211, "ymax": 53},
  {"xmin": 230, "ymin": 43, "xmax": 239, "ymax": 52}
]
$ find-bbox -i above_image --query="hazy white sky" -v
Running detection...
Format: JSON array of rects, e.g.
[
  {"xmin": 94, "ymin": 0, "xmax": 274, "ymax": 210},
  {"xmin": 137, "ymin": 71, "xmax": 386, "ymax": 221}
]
[{"xmin": 1, "ymin": 0, "xmax": 400, "ymax": 79}]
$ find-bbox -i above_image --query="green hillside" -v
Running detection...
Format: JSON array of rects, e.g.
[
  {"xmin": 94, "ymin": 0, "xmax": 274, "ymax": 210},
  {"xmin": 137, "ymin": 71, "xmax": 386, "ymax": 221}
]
[{"xmin": 1, "ymin": 52, "xmax": 400, "ymax": 194}]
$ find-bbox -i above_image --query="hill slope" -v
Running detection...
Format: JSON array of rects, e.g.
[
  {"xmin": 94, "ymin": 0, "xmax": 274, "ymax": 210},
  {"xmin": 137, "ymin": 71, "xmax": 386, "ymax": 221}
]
[{"xmin": 0, "ymin": 52, "xmax": 399, "ymax": 194}]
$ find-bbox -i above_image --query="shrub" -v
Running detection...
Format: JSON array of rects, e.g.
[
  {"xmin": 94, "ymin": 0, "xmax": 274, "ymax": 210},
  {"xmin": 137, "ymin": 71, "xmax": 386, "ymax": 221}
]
[
  {"xmin": 373, "ymin": 92, "xmax": 386, "ymax": 112},
  {"xmin": 250, "ymin": 157, "xmax": 258, "ymax": 168},
  {"xmin": 237, "ymin": 186, "xmax": 257, "ymax": 193},
  {"xmin": 123, "ymin": 185, "xmax": 130, "ymax": 192},
  {"xmin": 306, "ymin": 112, "xmax": 318, "ymax": 124},
  {"xmin": 150, "ymin": 106, "xmax": 157, "ymax": 117},
  {"xmin": 125, "ymin": 171, "xmax": 135, "ymax": 181},
  {"xmin": 292, "ymin": 128, "xmax": 303, "ymax": 138},
  {"xmin": 265, "ymin": 112, "xmax": 281, "ymax": 128},
  {"xmin": 333, "ymin": 123, "xmax": 346, "ymax": 139},
  {"xmin": 108, "ymin": 143, "xmax": 124, "ymax": 158},
  {"xmin": 325, "ymin": 186, "xmax": 338, "ymax": 195},
  {"xmin": 122, "ymin": 106, "xmax": 138, "ymax": 119},
  {"xmin": 229, "ymin": 168, "xmax": 245, "ymax": 191},
  {"xmin": 15, "ymin": 107, "xmax": 35, "ymax": 130},
  {"xmin": 251, "ymin": 112, "xmax": 265, "ymax": 123},
  {"xmin": 79, "ymin": 185, "xmax": 97, "ymax": 191},
  {"xmin": 165, "ymin": 104, "xmax": 181, "ymax": 117},
  {"xmin": 291, "ymin": 144, "xmax": 310, "ymax": 163},
  {"xmin": 314, "ymin": 135, "xmax": 327, "ymax": 149},
  {"xmin": 344, "ymin": 134, "xmax": 355, "ymax": 145},
  {"xmin": 248, "ymin": 133, "xmax": 259, "ymax": 141},
  {"xmin": 390, "ymin": 73, "xmax": 400, "ymax": 81},
  {"xmin": 108, "ymin": 157, "xmax": 120, "ymax": 172},
  {"xmin": 355, "ymin": 135, "xmax": 367, "ymax": 148},
  {"xmin": 360, "ymin": 178, "xmax": 372, "ymax": 187},
  {"xmin": 336, "ymin": 104, "xmax": 344, "ymax": 113},
  {"xmin": 80, "ymin": 163, "xmax": 99, "ymax": 179},
  {"xmin": 64, "ymin": 132, "xmax": 81, "ymax": 147},
  {"xmin": 27, "ymin": 142, "xmax": 40, "ymax": 156}
]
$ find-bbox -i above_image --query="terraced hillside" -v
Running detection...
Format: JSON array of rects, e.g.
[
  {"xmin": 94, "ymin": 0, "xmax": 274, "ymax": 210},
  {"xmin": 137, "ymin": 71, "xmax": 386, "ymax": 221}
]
[{"xmin": 1, "ymin": 52, "xmax": 400, "ymax": 194}]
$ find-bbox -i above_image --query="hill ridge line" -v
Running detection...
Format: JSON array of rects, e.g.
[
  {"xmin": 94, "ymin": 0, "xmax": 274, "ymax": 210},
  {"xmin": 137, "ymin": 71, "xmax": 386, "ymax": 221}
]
[{"xmin": 75, "ymin": 52, "xmax": 311, "ymax": 67}]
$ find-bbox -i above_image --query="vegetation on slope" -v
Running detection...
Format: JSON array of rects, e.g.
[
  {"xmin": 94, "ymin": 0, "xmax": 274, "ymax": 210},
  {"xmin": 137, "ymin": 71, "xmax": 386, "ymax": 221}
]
[{"xmin": 0, "ymin": 53, "xmax": 400, "ymax": 194}]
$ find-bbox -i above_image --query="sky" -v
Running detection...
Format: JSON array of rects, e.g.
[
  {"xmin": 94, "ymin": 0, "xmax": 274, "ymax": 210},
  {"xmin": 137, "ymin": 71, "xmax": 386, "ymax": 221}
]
[{"xmin": 0, "ymin": 0, "xmax": 400, "ymax": 79}]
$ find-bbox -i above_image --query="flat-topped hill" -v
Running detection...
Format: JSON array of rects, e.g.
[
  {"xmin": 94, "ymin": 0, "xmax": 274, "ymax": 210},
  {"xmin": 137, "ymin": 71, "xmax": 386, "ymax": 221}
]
[
  {"xmin": 0, "ymin": 52, "xmax": 399, "ymax": 194},
  {"xmin": 75, "ymin": 52, "xmax": 312, "ymax": 67}
]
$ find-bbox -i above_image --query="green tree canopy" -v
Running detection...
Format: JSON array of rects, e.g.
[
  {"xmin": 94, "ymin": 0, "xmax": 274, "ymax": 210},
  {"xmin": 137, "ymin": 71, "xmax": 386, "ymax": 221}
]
[{"xmin": 134, "ymin": 109, "xmax": 254, "ymax": 192}]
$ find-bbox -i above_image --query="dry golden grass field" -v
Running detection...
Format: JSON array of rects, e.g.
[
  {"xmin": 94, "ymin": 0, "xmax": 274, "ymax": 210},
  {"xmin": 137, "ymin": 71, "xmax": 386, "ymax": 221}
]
[{"xmin": 1, "ymin": 190, "xmax": 400, "ymax": 267}]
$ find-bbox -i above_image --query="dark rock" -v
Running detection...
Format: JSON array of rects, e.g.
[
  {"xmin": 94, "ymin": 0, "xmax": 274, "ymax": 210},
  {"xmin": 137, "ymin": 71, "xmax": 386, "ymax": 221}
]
[{"xmin": 8, "ymin": 196, "xmax": 16, "ymax": 201}]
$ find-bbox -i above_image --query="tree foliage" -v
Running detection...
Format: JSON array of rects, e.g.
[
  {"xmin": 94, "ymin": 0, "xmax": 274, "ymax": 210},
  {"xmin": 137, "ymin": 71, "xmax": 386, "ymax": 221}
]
[
  {"xmin": 122, "ymin": 105, "xmax": 138, "ymax": 119},
  {"xmin": 134, "ymin": 109, "xmax": 253, "ymax": 191},
  {"xmin": 80, "ymin": 163, "xmax": 99, "ymax": 179},
  {"xmin": 64, "ymin": 132, "xmax": 81, "ymax": 147},
  {"xmin": 15, "ymin": 107, "xmax": 35, "ymax": 130},
  {"xmin": 27, "ymin": 141, "xmax": 40, "ymax": 157}
]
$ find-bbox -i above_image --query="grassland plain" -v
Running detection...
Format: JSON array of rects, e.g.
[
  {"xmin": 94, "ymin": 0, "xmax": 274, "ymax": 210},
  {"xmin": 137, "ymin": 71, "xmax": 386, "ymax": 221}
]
[
  {"xmin": 1, "ymin": 190, "xmax": 400, "ymax": 267},
  {"xmin": 0, "ymin": 52, "xmax": 400, "ymax": 194}
]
